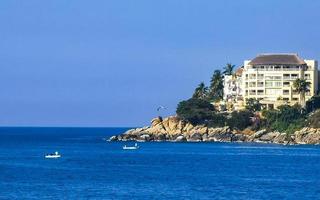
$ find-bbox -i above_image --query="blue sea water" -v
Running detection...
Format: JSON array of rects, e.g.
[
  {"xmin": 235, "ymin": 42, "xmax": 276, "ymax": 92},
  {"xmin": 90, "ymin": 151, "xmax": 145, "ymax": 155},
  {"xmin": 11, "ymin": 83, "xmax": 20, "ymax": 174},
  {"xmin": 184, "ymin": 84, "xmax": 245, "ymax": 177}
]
[{"xmin": 0, "ymin": 127, "xmax": 320, "ymax": 199}]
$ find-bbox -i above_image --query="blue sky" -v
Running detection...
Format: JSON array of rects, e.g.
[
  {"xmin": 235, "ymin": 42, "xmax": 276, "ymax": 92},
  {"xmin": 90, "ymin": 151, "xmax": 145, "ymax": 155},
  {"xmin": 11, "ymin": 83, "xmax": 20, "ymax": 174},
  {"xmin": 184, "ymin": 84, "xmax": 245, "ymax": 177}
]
[{"xmin": 0, "ymin": 0, "xmax": 320, "ymax": 127}]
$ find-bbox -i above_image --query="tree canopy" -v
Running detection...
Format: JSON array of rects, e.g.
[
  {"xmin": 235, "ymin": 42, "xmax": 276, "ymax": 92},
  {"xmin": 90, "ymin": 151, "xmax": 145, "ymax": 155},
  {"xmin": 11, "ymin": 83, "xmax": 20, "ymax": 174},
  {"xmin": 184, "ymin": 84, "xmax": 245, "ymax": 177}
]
[
  {"xmin": 293, "ymin": 78, "xmax": 310, "ymax": 107},
  {"xmin": 223, "ymin": 63, "xmax": 235, "ymax": 75},
  {"xmin": 306, "ymin": 95, "xmax": 320, "ymax": 113},
  {"xmin": 208, "ymin": 70, "xmax": 224, "ymax": 101},
  {"xmin": 245, "ymin": 98, "xmax": 261, "ymax": 112},
  {"xmin": 192, "ymin": 82, "xmax": 208, "ymax": 100},
  {"xmin": 176, "ymin": 98, "xmax": 216, "ymax": 124}
]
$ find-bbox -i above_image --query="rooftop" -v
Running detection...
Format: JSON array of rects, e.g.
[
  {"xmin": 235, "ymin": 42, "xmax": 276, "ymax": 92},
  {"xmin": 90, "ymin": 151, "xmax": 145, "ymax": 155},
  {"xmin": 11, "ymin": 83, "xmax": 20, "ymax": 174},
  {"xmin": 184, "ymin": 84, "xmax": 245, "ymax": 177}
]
[
  {"xmin": 235, "ymin": 66, "xmax": 244, "ymax": 76},
  {"xmin": 248, "ymin": 54, "xmax": 306, "ymax": 65}
]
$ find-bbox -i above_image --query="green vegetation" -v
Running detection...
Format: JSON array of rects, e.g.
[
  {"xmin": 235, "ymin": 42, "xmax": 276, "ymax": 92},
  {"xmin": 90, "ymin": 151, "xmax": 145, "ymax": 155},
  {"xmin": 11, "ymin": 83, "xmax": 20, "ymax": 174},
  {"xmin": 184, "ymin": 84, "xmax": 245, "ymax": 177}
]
[
  {"xmin": 245, "ymin": 98, "xmax": 261, "ymax": 112},
  {"xmin": 307, "ymin": 110, "xmax": 320, "ymax": 128},
  {"xmin": 306, "ymin": 95, "xmax": 320, "ymax": 113},
  {"xmin": 208, "ymin": 70, "xmax": 224, "ymax": 101},
  {"xmin": 192, "ymin": 82, "xmax": 208, "ymax": 100},
  {"xmin": 176, "ymin": 98, "xmax": 254, "ymax": 130},
  {"xmin": 227, "ymin": 110, "xmax": 253, "ymax": 130},
  {"xmin": 261, "ymin": 104, "xmax": 306, "ymax": 134},
  {"xmin": 223, "ymin": 63, "xmax": 235, "ymax": 75},
  {"xmin": 293, "ymin": 78, "xmax": 310, "ymax": 107},
  {"xmin": 176, "ymin": 98, "xmax": 216, "ymax": 125}
]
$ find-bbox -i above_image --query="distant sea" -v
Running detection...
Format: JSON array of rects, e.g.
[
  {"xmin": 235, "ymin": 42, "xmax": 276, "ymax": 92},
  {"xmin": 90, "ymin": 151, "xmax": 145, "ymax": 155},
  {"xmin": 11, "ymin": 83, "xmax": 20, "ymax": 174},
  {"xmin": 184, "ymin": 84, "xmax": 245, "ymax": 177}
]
[{"xmin": 0, "ymin": 127, "xmax": 320, "ymax": 199}]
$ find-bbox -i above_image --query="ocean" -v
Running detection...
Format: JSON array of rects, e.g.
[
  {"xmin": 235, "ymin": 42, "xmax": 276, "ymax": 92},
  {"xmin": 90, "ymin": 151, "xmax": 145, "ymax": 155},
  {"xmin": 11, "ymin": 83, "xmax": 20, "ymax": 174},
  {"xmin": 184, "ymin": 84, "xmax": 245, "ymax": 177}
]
[{"xmin": 0, "ymin": 127, "xmax": 319, "ymax": 199}]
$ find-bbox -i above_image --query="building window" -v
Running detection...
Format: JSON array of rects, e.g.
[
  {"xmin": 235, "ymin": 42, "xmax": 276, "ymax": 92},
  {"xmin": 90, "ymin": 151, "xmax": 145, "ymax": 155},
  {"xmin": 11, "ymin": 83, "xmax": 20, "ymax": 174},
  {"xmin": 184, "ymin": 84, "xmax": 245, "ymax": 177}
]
[
  {"xmin": 257, "ymin": 90, "xmax": 264, "ymax": 95},
  {"xmin": 249, "ymin": 82, "xmax": 256, "ymax": 87},
  {"xmin": 249, "ymin": 74, "xmax": 256, "ymax": 80},
  {"xmin": 283, "ymin": 82, "xmax": 290, "ymax": 87},
  {"xmin": 305, "ymin": 74, "xmax": 311, "ymax": 79},
  {"xmin": 257, "ymin": 82, "xmax": 264, "ymax": 87},
  {"xmin": 283, "ymin": 90, "xmax": 289, "ymax": 95},
  {"xmin": 283, "ymin": 74, "xmax": 290, "ymax": 80},
  {"xmin": 291, "ymin": 74, "xmax": 298, "ymax": 79},
  {"xmin": 274, "ymin": 66, "xmax": 281, "ymax": 71},
  {"xmin": 249, "ymin": 90, "xmax": 256, "ymax": 95}
]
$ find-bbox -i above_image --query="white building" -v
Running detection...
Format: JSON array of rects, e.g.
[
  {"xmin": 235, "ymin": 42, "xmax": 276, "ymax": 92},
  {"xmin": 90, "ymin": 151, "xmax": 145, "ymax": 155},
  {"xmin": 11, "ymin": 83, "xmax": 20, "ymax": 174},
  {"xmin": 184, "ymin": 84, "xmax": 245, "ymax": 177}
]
[
  {"xmin": 242, "ymin": 53, "xmax": 318, "ymax": 109},
  {"xmin": 223, "ymin": 67, "xmax": 244, "ymax": 110}
]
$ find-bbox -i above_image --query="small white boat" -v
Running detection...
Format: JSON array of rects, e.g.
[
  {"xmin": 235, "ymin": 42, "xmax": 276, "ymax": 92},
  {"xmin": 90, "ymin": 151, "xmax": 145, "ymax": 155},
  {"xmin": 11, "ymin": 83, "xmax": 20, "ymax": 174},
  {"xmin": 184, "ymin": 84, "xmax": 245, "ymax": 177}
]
[
  {"xmin": 45, "ymin": 151, "xmax": 61, "ymax": 159},
  {"xmin": 123, "ymin": 143, "xmax": 139, "ymax": 150}
]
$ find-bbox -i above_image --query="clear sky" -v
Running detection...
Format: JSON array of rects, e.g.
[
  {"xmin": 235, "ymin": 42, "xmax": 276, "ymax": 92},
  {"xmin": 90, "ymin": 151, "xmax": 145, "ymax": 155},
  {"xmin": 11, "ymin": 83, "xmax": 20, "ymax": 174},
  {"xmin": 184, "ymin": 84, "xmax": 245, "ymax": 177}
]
[{"xmin": 1, "ymin": 0, "xmax": 320, "ymax": 127}]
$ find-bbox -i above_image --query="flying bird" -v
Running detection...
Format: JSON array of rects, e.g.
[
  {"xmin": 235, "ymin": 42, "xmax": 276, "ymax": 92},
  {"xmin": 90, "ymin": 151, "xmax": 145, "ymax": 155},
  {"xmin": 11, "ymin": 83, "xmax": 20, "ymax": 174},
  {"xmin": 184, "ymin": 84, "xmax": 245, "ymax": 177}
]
[{"xmin": 157, "ymin": 106, "xmax": 167, "ymax": 111}]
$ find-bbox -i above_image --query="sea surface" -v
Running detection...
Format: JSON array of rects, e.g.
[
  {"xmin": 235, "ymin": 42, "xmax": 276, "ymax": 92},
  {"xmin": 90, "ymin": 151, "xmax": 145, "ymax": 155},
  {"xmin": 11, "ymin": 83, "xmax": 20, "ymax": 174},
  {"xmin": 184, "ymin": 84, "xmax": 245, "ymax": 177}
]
[{"xmin": 0, "ymin": 127, "xmax": 320, "ymax": 200}]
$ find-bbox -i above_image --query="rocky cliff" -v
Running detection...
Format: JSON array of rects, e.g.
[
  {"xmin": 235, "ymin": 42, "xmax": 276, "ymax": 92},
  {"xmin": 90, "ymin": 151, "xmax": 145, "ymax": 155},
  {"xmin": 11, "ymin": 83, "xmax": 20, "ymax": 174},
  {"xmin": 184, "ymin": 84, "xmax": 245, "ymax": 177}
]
[{"xmin": 109, "ymin": 116, "xmax": 320, "ymax": 145}]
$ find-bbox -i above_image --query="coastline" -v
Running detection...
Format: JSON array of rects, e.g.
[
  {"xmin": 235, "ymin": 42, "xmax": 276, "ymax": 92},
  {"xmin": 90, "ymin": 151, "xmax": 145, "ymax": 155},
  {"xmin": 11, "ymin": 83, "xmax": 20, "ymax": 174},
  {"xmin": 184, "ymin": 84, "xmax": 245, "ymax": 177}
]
[{"xmin": 108, "ymin": 116, "xmax": 320, "ymax": 145}]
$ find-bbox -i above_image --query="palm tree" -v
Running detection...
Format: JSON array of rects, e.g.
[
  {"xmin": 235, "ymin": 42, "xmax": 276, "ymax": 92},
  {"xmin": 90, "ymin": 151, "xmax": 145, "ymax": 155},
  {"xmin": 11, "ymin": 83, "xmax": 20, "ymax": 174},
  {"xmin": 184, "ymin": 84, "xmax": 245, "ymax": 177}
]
[
  {"xmin": 223, "ymin": 63, "xmax": 235, "ymax": 76},
  {"xmin": 208, "ymin": 70, "xmax": 224, "ymax": 101},
  {"xmin": 192, "ymin": 82, "xmax": 208, "ymax": 100},
  {"xmin": 293, "ymin": 78, "xmax": 310, "ymax": 107}
]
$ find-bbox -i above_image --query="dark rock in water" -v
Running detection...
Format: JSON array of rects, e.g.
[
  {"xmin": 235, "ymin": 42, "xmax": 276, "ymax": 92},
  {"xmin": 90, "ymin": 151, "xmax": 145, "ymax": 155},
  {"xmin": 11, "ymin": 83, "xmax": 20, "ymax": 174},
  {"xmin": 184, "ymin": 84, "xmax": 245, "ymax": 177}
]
[
  {"xmin": 175, "ymin": 135, "xmax": 186, "ymax": 142},
  {"xmin": 138, "ymin": 134, "xmax": 151, "ymax": 141},
  {"xmin": 211, "ymin": 132, "xmax": 233, "ymax": 142},
  {"xmin": 258, "ymin": 131, "xmax": 280, "ymax": 142},
  {"xmin": 109, "ymin": 135, "xmax": 118, "ymax": 141},
  {"xmin": 232, "ymin": 134, "xmax": 248, "ymax": 142},
  {"xmin": 117, "ymin": 135, "xmax": 123, "ymax": 141},
  {"xmin": 273, "ymin": 133, "xmax": 289, "ymax": 144},
  {"xmin": 187, "ymin": 133, "xmax": 202, "ymax": 142},
  {"xmin": 251, "ymin": 129, "xmax": 267, "ymax": 139},
  {"xmin": 154, "ymin": 133, "xmax": 166, "ymax": 141}
]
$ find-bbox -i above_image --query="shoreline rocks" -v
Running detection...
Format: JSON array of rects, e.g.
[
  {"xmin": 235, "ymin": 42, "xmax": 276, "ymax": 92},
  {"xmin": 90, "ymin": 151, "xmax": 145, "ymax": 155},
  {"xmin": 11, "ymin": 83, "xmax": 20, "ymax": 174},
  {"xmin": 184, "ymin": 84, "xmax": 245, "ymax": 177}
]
[{"xmin": 108, "ymin": 116, "xmax": 320, "ymax": 145}]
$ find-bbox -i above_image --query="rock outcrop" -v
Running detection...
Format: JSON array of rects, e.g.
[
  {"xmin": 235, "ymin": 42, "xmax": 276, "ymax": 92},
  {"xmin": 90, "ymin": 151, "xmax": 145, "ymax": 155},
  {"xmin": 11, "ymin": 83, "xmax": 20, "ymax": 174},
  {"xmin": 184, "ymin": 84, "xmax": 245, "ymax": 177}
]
[{"xmin": 108, "ymin": 116, "xmax": 320, "ymax": 145}]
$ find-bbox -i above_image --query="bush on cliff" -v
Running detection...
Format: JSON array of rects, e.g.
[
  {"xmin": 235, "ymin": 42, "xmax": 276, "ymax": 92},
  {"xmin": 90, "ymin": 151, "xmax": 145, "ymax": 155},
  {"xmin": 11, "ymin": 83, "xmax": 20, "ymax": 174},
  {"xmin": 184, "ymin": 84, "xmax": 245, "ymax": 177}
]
[
  {"xmin": 176, "ymin": 98, "xmax": 227, "ymax": 127},
  {"xmin": 307, "ymin": 109, "xmax": 320, "ymax": 128},
  {"xmin": 306, "ymin": 95, "xmax": 320, "ymax": 113},
  {"xmin": 245, "ymin": 98, "xmax": 261, "ymax": 112},
  {"xmin": 262, "ymin": 104, "xmax": 306, "ymax": 134},
  {"xmin": 227, "ymin": 110, "xmax": 253, "ymax": 130},
  {"xmin": 176, "ymin": 98, "xmax": 216, "ymax": 124},
  {"xmin": 207, "ymin": 113, "xmax": 227, "ymax": 127}
]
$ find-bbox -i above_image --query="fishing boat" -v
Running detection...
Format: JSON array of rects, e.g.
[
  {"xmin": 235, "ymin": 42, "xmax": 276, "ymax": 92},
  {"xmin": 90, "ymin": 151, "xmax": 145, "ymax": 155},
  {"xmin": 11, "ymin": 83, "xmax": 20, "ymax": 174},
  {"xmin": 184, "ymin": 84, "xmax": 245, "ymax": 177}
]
[
  {"xmin": 123, "ymin": 143, "xmax": 139, "ymax": 150},
  {"xmin": 45, "ymin": 151, "xmax": 61, "ymax": 159}
]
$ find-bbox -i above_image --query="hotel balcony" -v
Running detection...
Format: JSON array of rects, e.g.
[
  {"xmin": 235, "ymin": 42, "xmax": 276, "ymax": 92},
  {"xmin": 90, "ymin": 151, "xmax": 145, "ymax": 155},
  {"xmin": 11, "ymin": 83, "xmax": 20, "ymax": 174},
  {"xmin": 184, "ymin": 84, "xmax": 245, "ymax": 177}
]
[
  {"xmin": 257, "ymin": 83, "xmax": 264, "ymax": 87},
  {"xmin": 283, "ymin": 82, "xmax": 290, "ymax": 87},
  {"xmin": 283, "ymin": 76, "xmax": 299, "ymax": 80}
]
